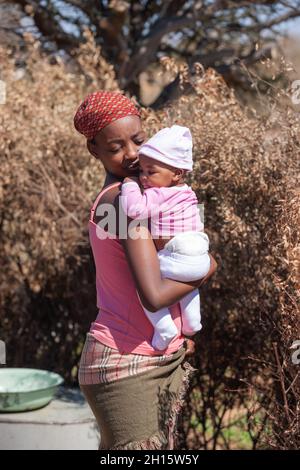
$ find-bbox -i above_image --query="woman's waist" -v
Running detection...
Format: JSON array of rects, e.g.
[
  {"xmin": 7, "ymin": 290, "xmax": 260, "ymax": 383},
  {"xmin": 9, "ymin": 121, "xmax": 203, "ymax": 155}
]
[
  {"xmin": 90, "ymin": 304, "xmax": 184, "ymax": 355},
  {"xmin": 92, "ymin": 303, "xmax": 182, "ymax": 333},
  {"xmin": 78, "ymin": 333, "xmax": 186, "ymax": 386},
  {"xmin": 88, "ymin": 329, "xmax": 185, "ymax": 357}
]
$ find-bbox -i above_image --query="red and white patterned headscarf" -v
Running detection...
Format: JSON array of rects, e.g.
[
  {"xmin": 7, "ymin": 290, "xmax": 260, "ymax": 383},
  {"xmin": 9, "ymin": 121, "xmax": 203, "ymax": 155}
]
[{"xmin": 74, "ymin": 91, "xmax": 141, "ymax": 140}]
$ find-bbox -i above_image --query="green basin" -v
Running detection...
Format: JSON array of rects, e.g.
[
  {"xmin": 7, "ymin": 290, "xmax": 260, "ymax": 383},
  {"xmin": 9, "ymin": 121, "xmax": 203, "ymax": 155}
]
[{"xmin": 0, "ymin": 368, "xmax": 64, "ymax": 412}]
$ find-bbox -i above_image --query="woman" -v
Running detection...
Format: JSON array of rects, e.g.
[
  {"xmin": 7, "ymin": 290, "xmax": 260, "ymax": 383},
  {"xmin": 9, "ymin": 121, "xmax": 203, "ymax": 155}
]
[{"xmin": 74, "ymin": 91, "xmax": 217, "ymax": 450}]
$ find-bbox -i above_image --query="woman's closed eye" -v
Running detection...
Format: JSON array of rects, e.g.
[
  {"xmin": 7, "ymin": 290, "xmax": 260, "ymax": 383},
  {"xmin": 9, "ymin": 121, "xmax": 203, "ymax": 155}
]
[{"xmin": 108, "ymin": 139, "xmax": 144, "ymax": 153}]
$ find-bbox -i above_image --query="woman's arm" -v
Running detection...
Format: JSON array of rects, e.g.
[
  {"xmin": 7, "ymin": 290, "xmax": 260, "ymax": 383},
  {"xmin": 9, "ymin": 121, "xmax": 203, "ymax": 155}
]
[
  {"xmin": 96, "ymin": 186, "xmax": 217, "ymax": 312},
  {"xmin": 122, "ymin": 225, "xmax": 217, "ymax": 312}
]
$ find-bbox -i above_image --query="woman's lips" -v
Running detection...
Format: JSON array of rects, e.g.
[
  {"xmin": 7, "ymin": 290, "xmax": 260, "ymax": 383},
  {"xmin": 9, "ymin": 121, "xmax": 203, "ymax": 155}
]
[
  {"xmin": 124, "ymin": 160, "xmax": 140, "ymax": 173},
  {"xmin": 126, "ymin": 165, "xmax": 139, "ymax": 174},
  {"xmin": 124, "ymin": 158, "xmax": 139, "ymax": 168}
]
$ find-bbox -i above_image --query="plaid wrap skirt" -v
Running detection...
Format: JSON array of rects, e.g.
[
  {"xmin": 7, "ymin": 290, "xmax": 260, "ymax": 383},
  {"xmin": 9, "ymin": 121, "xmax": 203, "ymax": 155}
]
[{"xmin": 78, "ymin": 333, "xmax": 196, "ymax": 450}]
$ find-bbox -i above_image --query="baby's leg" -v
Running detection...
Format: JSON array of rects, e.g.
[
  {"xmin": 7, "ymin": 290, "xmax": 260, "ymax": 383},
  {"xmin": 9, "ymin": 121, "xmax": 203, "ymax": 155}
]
[
  {"xmin": 143, "ymin": 306, "xmax": 178, "ymax": 351},
  {"xmin": 179, "ymin": 290, "xmax": 202, "ymax": 336},
  {"xmin": 135, "ymin": 290, "xmax": 177, "ymax": 350},
  {"xmin": 157, "ymin": 233, "xmax": 209, "ymax": 338}
]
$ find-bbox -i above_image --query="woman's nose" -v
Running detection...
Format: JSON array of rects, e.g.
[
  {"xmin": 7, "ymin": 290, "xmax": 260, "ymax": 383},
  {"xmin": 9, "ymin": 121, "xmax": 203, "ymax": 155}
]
[{"xmin": 125, "ymin": 143, "xmax": 138, "ymax": 161}]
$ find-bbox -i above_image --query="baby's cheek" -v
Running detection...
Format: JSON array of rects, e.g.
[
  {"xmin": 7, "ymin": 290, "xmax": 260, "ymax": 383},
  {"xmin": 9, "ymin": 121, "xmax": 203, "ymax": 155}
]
[
  {"xmin": 148, "ymin": 176, "xmax": 156, "ymax": 185},
  {"xmin": 155, "ymin": 175, "xmax": 164, "ymax": 184}
]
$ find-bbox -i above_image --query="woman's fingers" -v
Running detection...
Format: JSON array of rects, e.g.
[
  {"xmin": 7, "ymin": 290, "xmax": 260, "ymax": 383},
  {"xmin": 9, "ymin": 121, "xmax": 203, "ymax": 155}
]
[
  {"xmin": 184, "ymin": 338, "xmax": 196, "ymax": 358},
  {"xmin": 198, "ymin": 253, "xmax": 217, "ymax": 287}
]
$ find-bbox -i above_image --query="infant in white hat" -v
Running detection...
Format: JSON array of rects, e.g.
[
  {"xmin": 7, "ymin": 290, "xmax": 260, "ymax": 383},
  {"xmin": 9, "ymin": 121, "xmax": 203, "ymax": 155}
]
[{"xmin": 121, "ymin": 125, "xmax": 211, "ymax": 350}]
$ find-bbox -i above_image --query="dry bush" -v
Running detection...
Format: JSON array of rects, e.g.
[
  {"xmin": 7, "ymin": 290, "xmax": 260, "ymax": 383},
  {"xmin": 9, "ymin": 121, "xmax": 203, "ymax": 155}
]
[
  {"xmin": 152, "ymin": 58, "xmax": 300, "ymax": 449},
  {"xmin": 163, "ymin": 61, "xmax": 299, "ymax": 450},
  {"xmin": 266, "ymin": 191, "xmax": 300, "ymax": 449},
  {"xmin": 0, "ymin": 31, "xmax": 117, "ymax": 379},
  {"xmin": 0, "ymin": 32, "xmax": 299, "ymax": 449}
]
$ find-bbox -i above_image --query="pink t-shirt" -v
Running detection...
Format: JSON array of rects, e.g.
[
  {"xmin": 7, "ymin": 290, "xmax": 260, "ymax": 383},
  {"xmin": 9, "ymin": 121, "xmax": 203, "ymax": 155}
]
[
  {"xmin": 88, "ymin": 182, "xmax": 185, "ymax": 355},
  {"xmin": 121, "ymin": 182, "xmax": 203, "ymax": 237}
]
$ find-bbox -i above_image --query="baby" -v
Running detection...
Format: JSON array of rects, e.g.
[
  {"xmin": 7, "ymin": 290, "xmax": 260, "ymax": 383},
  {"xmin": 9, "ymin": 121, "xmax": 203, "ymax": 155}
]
[{"xmin": 121, "ymin": 125, "xmax": 210, "ymax": 350}]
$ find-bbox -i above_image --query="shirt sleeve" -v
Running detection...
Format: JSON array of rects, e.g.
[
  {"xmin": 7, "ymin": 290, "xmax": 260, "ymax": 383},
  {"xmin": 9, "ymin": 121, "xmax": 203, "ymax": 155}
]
[{"xmin": 120, "ymin": 182, "xmax": 165, "ymax": 219}]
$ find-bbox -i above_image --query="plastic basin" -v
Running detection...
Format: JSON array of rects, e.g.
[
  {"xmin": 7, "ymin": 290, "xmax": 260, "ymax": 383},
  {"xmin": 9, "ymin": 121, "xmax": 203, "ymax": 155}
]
[{"xmin": 0, "ymin": 368, "xmax": 64, "ymax": 412}]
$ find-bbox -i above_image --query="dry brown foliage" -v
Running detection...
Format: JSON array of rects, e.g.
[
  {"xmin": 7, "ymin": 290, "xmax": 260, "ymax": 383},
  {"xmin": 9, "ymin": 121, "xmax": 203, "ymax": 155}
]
[
  {"xmin": 0, "ymin": 32, "xmax": 299, "ymax": 449},
  {"xmin": 267, "ymin": 191, "xmax": 300, "ymax": 449}
]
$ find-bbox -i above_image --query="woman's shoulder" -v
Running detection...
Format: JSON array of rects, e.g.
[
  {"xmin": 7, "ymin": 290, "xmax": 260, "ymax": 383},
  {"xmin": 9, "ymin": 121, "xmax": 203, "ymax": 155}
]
[
  {"xmin": 99, "ymin": 182, "xmax": 122, "ymax": 205},
  {"xmin": 92, "ymin": 182, "xmax": 121, "ymax": 226}
]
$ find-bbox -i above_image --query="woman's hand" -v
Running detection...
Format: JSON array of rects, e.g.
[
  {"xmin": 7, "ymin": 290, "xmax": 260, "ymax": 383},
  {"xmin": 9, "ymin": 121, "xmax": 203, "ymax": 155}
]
[{"xmin": 184, "ymin": 337, "xmax": 196, "ymax": 358}]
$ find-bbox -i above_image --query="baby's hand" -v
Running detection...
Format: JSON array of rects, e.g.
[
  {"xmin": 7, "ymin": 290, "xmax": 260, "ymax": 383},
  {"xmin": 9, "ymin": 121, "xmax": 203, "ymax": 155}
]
[{"xmin": 123, "ymin": 176, "xmax": 140, "ymax": 185}]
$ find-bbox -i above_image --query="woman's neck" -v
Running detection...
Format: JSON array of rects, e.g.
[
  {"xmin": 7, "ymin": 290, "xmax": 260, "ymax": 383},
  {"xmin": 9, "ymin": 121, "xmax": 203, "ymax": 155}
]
[{"xmin": 103, "ymin": 172, "xmax": 123, "ymax": 187}]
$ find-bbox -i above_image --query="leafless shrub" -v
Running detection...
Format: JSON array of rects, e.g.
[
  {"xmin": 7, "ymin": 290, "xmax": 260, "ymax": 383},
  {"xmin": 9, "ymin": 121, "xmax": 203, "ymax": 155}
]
[{"xmin": 0, "ymin": 33, "xmax": 299, "ymax": 449}]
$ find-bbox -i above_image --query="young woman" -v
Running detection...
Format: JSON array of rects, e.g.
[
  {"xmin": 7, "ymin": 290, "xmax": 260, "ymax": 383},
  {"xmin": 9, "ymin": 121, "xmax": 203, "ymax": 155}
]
[{"xmin": 74, "ymin": 91, "xmax": 217, "ymax": 450}]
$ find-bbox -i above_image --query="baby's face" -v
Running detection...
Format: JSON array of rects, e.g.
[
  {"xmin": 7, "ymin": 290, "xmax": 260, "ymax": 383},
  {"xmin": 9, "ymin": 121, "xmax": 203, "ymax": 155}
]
[{"xmin": 138, "ymin": 154, "xmax": 179, "ymax": 188}]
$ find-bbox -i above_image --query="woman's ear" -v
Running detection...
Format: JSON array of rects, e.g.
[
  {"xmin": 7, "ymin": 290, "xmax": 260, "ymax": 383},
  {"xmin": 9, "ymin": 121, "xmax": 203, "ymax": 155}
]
[{"xmin": 87, "ymin": 139, "xmax": 99, "ymax": 159}]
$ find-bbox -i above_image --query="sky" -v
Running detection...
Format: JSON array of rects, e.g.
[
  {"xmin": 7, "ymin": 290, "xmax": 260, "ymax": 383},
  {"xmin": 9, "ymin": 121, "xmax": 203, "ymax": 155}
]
[{"xmin": 279, "ymin": 16, "xmax": 300, "ymax": 37}]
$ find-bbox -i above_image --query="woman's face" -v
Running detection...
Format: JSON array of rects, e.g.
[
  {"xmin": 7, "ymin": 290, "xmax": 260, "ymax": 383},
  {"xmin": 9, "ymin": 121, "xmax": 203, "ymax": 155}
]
[{"xmin": 87, "ymin": 115, "xmax": 146, "ymax": 178}]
